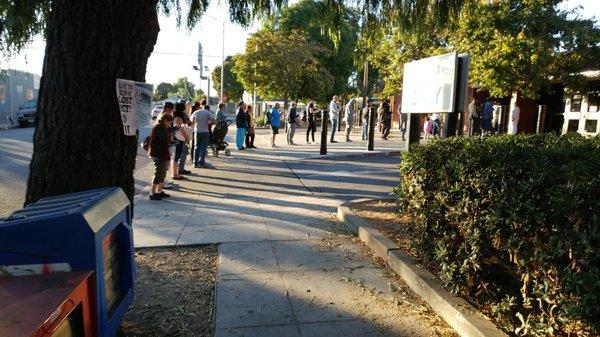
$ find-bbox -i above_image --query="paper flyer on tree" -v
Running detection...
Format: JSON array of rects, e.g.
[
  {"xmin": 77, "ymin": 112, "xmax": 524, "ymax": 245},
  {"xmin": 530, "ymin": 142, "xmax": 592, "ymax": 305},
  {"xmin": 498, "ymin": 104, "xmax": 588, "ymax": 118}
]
[{"xmin": 116, "ymin": 79, "xmax": 154, "ymax": 136}]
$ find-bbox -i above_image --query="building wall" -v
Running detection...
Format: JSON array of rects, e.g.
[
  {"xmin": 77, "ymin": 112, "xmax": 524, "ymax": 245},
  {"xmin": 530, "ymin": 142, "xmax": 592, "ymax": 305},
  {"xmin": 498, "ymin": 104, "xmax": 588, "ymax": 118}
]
[
  {"xmin": 560, "ymin": 83, "xmax": 600, "ymax": 136},
  {"xmin": 0, "ymin": 70, "xmax": 40, "ymax": 126}
]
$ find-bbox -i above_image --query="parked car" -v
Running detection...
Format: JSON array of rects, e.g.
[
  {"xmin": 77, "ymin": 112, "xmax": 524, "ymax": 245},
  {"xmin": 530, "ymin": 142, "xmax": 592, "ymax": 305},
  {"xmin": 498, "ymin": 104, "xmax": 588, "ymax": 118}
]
[
  {"xmin": 151, "ymin": 104, "xmax": 163, "ymax": 120},
  {"xmin": 17, "ymin": 99, "xmax": 37, "ymax": 127}
]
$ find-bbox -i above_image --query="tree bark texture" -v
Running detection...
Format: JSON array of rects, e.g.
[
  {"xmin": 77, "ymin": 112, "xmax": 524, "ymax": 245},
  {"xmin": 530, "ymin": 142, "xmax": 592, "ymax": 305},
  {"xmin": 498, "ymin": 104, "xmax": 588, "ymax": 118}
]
[{"xmin": 26, "ymin": 0, "xmax": 160, "ymax": 205}]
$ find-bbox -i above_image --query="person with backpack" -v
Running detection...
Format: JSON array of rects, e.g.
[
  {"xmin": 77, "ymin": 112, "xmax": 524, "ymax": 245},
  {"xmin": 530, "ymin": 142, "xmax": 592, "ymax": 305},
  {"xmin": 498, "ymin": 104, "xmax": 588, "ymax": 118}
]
[
  {"xmin": 269, "ymin": 103, "xmax": 282, "ymax": 148},
  {"xmin": 235, "ymin": 101, "xmax": 248, "ymax": 150},
  {"xmin": 287, "ymin": 101, "xmax": 299, "ymax": 145},
  {"xmin": 149, "ymin": 113, "xmax": 174, "ymax": 200}
]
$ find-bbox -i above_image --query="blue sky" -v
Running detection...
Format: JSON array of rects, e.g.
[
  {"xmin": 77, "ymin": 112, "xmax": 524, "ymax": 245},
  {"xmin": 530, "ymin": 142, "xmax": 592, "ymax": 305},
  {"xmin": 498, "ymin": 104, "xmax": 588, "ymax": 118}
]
[{"xmin": 1, "ymin": 0, "xmax": 598, "ymax": 93}]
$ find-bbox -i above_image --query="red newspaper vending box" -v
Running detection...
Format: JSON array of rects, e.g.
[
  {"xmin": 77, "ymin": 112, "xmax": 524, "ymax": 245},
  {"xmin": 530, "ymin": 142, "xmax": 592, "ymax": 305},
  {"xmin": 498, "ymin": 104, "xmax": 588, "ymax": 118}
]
[{"xmin": 0, "ymin": 271, "xmax": 96, "ymax": 337}]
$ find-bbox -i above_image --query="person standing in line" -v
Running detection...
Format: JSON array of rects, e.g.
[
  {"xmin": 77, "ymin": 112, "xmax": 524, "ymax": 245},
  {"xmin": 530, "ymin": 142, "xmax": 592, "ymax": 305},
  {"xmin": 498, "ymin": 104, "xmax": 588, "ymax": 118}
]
[
  {"xmin": 157, "ymin": 102, "xmax": 175, "ymax": 189},
  {"xmin": 424, "ymin": 116, "xmax": 433, "ymax": 140},
  {"xmin": 287, "ymin": 101, "xmax": 299, "ymax": 145},
  {"xmin": 381, "ymin": 99, "xmax": 392, "ymax": 140},
  {"xmin": 344, "ymin": 98, "xmax": 356, "ymax": 142},
  {"xmin": 482, "ymin": 99, "xmax": 493, "ymax": 135},
  {"xmin": 511, "ymin": 103, "xmax": 520, "ymax": 135},
  {"xmin": 245, "ymin": 105, "xmax": 257, "ymax": 148},
  {"xmin": 362, "ymin": 103, "xmax": 370, "ymax": 141},
  {"xmin": 269, "ymin": 103, "xmax": 282, "ymax": 147},
  {"xmin": 235, "ymin": 102, "xmax": 247, "ymax": 150},
  {"xmin": 192, "ymin": 104, "xmax": 216, "ymax": 168},
  {"xmin": 399, "ymin": 104, "xmax": 408, "ymax": 141},
  {"xmin": 215, "ymin": 102, "xmax": 228, "ymax": 125},
  {"xmin": 306, "ymin": 99, "xmax": 318, "ymax": 144},
  {"xmin": 172, "ymin": 117, "xmax": 192, "ymax": 179},
  {"xmin": 329, "ymin": 95, "xmax": 341, "ymax": 143},
  {"xmin": 149, "ymin": 113, "xmax": 174, "ymax": 200},
  {"xmin": 431, "ymin": 112, "xmax": 441, "ymax": 137},
  {"xmin": 171, "ymin": 102, "xmax": 191, "ymax": 177}
]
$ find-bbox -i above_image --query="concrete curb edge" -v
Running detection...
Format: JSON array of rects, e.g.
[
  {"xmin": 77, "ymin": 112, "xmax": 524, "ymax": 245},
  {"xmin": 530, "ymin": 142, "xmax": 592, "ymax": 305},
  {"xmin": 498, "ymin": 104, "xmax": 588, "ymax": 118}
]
[
  {"xmin": 337, "ymin": 198, "xmax": 508, "ymax": 337},
  {"xmin": 308, "ymin": 150, "xmax": 402, "ymax": 160}
]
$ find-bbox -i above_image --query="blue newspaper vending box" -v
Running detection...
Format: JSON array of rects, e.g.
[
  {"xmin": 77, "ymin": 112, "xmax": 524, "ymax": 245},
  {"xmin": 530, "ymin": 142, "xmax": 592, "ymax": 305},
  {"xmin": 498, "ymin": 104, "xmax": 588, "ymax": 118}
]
[{"xmin": 0, "ymin": 188, "xmax": 135, "ymax": 337}]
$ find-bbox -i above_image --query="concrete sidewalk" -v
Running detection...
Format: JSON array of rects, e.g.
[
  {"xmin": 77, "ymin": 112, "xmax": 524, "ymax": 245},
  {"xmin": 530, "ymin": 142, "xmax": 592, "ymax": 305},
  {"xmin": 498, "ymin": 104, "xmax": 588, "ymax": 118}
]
[{"xmin": 132, "ymin": 134, "xmax": 453, "ymax": 336}]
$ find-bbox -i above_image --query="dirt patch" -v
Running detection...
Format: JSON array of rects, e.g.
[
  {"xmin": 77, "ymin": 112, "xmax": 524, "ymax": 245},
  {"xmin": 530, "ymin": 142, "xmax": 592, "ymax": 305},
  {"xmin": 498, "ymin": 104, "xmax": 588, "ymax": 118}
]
[{"xmin": 121, "ymin": 245, "xmax": 218, "ymax": 337}]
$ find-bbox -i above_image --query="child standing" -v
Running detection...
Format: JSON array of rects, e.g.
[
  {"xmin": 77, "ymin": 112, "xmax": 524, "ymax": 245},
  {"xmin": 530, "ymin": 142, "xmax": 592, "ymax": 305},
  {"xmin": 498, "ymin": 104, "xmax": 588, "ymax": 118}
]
[{"xmin": 424, "ymin": 117, "xmax": 433, "ymax": 140}]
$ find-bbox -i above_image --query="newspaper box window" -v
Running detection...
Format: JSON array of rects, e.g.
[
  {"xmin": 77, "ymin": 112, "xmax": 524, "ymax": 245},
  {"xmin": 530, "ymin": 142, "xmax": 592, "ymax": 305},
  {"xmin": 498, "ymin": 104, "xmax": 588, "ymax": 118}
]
[{"xmin": 0, "ymin": 187, "xmax": 135, "ymax": 337}]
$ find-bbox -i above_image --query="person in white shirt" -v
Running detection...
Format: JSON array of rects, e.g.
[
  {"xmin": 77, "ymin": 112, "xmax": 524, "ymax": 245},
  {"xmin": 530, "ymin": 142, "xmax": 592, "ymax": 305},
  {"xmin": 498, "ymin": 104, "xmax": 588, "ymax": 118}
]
[
  {"xmin": 191, "ymin": 105, "xmax": 216, "ymax": 168},
  {"xmin": 511, "ymin": 103, "xmax": 520, "ymax": 135},
  {"xmin": 329, "ymin": 95, "xmax": 341, "ymax": 143},
  {"xmin": 344, "ymin": 98, "xmax": 357, "ymax": 142},
  {"xmin": 172, "ymin": 117, "xmax": 192, "ymax": 179}
]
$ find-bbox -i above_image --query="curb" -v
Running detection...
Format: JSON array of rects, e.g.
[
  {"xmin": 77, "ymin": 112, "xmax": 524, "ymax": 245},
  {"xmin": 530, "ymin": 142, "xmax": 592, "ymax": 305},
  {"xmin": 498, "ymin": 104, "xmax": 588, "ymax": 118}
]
[
  {"xmin": 306, "ymin": 150, "xmax": 402, "ymax": 160},
  {"xmin": 337, "ymin": 199, "xmax": 508, "ymax": 337}
]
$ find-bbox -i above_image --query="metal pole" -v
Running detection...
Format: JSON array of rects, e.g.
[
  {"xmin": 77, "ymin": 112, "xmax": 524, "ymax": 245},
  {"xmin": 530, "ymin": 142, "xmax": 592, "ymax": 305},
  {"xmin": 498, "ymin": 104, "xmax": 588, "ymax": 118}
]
[
  {"xmin": 207, "ymin": 78, "xmax": 211, "ymax": 104},
  {"xmin": 320, "ymin": 112, "xmax": 328, "ymax": 155},
  {"xmin": 367, "ymin": 106, "xmax": 376, "ymax": 151},
  {"xmin": 220, "ymin": 21, "xmax": 225, "ymax": 102}
]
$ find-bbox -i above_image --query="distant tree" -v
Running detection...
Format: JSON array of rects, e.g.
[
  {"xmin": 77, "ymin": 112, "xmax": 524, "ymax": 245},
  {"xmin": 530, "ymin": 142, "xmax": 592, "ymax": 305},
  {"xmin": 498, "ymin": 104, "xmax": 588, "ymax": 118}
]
[
  {"xmin": 1, "ymin": 0, "xmax": 465, "ymax": 204},
  {"xmin": 450, "ymin": 0, "xmax": 600, "ymax": 98},
  {"xmin": 367, "ymin": 1, "xmax": 600, "ymax": 99},
  {"xmin": 154, "ymin": 82, "xmax": 175, "ymax": 100},
  {"xmin": 233, "ymin": 30, "xmax": 333, "ymax": 108},
  {"xmin": 211, "ymin": 55, "xmax": 245, "ymax": 102},
  {"xmin": 264, "ymin": 0, "xmax": 359, "ymax": 99}
]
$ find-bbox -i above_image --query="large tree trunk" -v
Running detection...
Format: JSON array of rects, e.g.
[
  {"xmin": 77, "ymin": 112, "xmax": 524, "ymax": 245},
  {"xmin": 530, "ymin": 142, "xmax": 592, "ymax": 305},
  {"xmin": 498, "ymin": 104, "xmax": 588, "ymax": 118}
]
[{"xmin": 26, "ymin": 0, "xmax": 160, "ymax": 205}]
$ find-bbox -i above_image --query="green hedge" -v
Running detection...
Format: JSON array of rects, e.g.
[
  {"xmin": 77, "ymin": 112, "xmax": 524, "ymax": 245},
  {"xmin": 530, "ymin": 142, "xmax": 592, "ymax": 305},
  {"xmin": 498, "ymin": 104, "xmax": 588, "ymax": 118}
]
[{"xmin": 394, "ymin": 134, "xmax": 600, "ymax": 335}]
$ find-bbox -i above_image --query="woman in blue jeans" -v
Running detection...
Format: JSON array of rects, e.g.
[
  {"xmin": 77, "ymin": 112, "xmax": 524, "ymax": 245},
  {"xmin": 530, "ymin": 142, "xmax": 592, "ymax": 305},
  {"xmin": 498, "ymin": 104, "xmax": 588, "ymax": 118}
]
[{"xmin": 235, "ymin": 102, "xmax": 248, "ymax": 150}]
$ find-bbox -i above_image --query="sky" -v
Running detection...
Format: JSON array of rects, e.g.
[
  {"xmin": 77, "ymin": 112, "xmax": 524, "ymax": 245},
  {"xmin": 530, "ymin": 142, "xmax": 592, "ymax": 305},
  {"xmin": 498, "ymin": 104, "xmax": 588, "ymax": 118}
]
[{"xmin": 1, "ymin": 0, "xmax": 598, "ymax": 94}]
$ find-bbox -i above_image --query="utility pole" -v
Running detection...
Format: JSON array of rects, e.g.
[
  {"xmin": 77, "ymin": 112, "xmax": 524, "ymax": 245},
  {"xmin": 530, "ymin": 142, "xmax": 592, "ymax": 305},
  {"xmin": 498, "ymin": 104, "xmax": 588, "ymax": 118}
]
[{"xmin": 220, "ymin": 21, "xmax": 225, "ymax": 102}]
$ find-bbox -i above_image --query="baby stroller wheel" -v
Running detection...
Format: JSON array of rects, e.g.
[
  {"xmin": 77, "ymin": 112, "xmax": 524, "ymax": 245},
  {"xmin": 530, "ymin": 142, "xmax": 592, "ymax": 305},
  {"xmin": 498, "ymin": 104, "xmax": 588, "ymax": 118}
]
[
  {"xmin": 213, "ymin": 149, "xmax": 219, "ymax": 157},
  {"xmin": 225, "ymin": 149, "xmax": 231, "ymax": 156}
]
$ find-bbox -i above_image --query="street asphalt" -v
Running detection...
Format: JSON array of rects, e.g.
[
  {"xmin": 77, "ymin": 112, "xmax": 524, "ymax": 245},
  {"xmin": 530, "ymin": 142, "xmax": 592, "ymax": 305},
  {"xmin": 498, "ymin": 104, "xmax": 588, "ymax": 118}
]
[{"xmin": 0, "ymin": 125, "xmax": 153, "ymax": 218}]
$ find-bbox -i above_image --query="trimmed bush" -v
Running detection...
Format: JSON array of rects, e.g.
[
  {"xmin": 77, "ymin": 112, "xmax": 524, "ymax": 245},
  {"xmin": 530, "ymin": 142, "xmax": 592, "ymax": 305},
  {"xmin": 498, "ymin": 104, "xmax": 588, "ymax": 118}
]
[{"xmin": 394, "ymin": 134, "xmax": 600, "ymax": 336}]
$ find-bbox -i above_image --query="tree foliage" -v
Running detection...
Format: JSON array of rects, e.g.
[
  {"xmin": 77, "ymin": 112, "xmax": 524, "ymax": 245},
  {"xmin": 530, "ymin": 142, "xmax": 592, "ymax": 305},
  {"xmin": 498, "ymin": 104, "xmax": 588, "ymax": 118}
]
[
  {"xmin": 211, "ymin": 55, "xmax": 245, "ymax": 101},
  {"xmin": 154, "ymin": 77, "xmax": 204, "ymax": 101},
  {"xmin": 367, "ymin": 0, "xmax": 600, "ymax": 99},
  {"xmin": 263, "ymin": 0, "xmax": 359, "ymax": 98},
  {"xmin": 233, "ymin": 29, "xmax": 333, "ymax": 104},
  {"xmin": 451, "ymin": 0, "xmax": 600, "ymax": 98}
]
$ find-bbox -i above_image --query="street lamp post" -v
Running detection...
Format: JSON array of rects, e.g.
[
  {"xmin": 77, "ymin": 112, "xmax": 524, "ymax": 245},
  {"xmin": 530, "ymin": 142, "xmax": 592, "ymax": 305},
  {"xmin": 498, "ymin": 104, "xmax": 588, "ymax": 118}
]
[{"xmin": 203, "ymin": 15, "xmax": 225, "ymax": 102}]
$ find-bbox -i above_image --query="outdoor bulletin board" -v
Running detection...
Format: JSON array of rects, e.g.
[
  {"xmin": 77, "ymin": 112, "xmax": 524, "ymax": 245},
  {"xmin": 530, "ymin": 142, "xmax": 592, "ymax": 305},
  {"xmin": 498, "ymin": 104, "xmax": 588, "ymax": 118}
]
[{"xmin": 401, "ymin": 52, "xmax": 458, "ymax": 114}]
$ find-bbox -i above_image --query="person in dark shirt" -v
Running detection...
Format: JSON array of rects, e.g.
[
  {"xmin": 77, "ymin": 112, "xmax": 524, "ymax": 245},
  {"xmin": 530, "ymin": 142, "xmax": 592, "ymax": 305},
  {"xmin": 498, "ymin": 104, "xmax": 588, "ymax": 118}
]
[
  {"xmin": 306, "ymin": 99, "xmax": 319, "ymax": 144},
  {"xmin": 149, "ymin": 113, "xmax": 174, "ymax": 200},
  {"xmin": 287, "ymin": 101, "xmax": 298, "ymax": 145},
  {"xmin": 235, "ymin": 101, "xmax": 248, "ymax": 150},
  {"xmin": 381, "ymin": 99, "xmax": 392, "ymax": 140}
]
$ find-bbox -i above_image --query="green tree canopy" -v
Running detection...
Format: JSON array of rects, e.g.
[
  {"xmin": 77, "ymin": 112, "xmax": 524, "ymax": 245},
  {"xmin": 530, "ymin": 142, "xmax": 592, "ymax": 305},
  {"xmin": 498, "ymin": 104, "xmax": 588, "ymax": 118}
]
[
  {"xmin": 233, "ymin": 29, "xmax": 333, "ymax": 106},
  {"xmin": 263, "ymin": 0, "xmax": 359, "ymax": 98},
  {"xmin": 367, "ymin": 0, "xmax": 600, "ymax": 99},
  {"xmin": 211, "ymin": 55, "xmax": 245, "ymax": 102}
]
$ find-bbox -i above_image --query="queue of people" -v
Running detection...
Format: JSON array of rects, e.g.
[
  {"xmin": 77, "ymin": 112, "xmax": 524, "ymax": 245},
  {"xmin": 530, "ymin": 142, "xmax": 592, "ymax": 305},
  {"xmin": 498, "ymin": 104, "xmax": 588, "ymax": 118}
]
[{"xmin": 147, "ymin": 99, "xmax": 218, "ymax": 200}]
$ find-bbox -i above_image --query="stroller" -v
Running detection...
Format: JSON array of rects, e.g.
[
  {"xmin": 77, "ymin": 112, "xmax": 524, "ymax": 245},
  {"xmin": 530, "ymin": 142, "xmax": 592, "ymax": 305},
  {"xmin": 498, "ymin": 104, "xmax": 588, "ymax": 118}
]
[{"xmin": 210, "ymin": 120, "xmax": 232, "ymax": 157}]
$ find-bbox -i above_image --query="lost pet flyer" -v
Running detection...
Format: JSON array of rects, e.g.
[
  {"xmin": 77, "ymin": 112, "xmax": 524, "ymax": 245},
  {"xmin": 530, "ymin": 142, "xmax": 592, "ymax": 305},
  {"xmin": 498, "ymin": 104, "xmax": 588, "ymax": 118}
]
[{"xmin": 116, "ymin": 79, "xmax": 154, "ymax": 136}]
